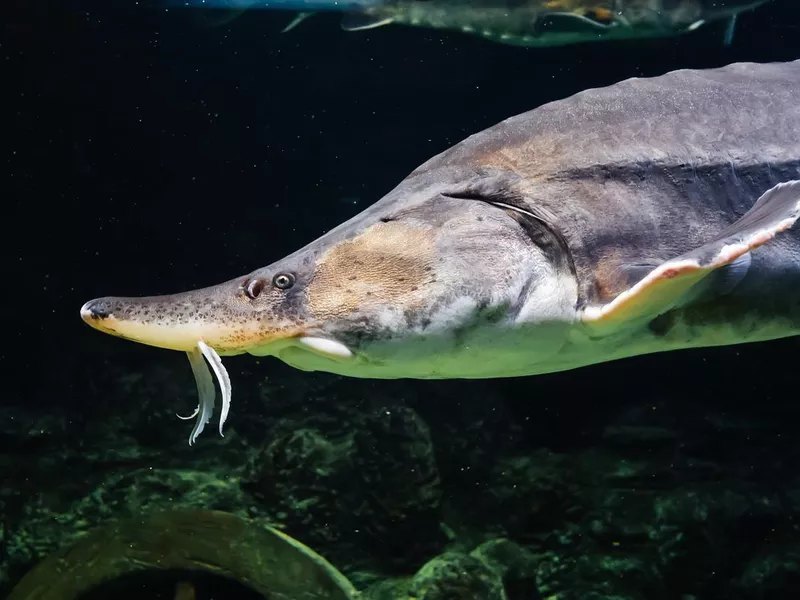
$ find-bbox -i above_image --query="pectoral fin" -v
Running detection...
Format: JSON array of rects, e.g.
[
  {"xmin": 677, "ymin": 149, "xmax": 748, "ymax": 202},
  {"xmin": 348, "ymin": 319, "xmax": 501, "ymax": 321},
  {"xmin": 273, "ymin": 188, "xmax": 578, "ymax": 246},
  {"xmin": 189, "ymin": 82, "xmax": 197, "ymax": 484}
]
[
  {"xmin": 723, "ymin": 14, "xmax": 737, "ymax": 46},
  {"xmin": 582, "ymin": 181, "xmax": 800, "ymax": 334},
  {"xmin": 535, "ymin": 10, "xmax": 617, "ymax": 35},
  {"xmin": 298, "ymin": 336, "xmax": 353, "ymax": 359},
  {"xmin": 282, "ymin": 12, "xmax": 313, "ymax": 33},
  {"xmin": 340, "ymin": 14, "xmax": 394, "ymax": 31},
  {"xmin": 686, "ymin": 19, "xmax": 707, "ymax": 32}
]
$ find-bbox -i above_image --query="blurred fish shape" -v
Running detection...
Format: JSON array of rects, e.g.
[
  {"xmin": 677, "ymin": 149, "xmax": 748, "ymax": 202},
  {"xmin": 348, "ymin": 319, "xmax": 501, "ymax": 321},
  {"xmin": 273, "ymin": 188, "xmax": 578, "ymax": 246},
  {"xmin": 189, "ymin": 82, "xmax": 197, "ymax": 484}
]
[{"xmin": 176, "ymin": 0, "xmax": 772, "ymax": 47}]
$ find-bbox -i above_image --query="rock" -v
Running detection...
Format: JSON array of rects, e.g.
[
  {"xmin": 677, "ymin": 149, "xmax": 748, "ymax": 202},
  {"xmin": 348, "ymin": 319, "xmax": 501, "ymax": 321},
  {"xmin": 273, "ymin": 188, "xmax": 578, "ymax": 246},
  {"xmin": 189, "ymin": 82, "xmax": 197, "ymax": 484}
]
[
  {"xmin": 241, "ymin": 398, "xmax": 445, "ymax": 571},
  {"xmin": 470, "ymin": 538, "xmax": 542, "ymax": 600},
  {"xmin": 458, "ymin": 450, "xmax": 582, "ymax": 542},
  {"xmin": 737, "ymin": 542, "xmax": 800, "ymax": 597},
  {"xmin": 362, "ymin": 577, "xmax": 412, "ymax": 600},
  {"xmin": 5, "ymin": 361, "xmax": 800, "ymax": 600},
  {"xmin": 533, "ymin": 548, "xmax": 664, "ymax": 600},
  {"xmin": 409, "ymin": 551, "xmax": 507, "ymax": 600}
]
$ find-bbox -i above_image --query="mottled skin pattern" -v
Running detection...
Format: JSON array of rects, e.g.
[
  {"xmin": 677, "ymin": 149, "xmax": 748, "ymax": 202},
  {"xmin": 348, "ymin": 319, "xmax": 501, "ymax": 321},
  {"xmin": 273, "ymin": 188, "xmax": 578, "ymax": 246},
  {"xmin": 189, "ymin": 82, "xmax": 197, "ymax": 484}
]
[
  {"xmin": 82, "ymin": 277, "xmax": 314, "ymax": 354},
  {"xmin": 345, "ymin": 0, "xmax": 769, "ymax": 47},
  {"xmin": 83, "ymin": 60, "xmax": 800, "ymax": 380}
]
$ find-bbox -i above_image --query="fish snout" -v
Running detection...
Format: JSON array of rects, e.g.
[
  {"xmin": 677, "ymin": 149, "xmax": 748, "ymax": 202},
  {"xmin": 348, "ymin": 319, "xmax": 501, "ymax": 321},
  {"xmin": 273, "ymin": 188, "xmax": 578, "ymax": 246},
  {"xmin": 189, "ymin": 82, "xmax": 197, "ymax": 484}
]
[
  {"xmin": 80, "ymin": 297, "xmax": 115, "ymax": 322},
  {"xmin": 78, "ymin": 289, "xmax": 300, "ymax": 354}
]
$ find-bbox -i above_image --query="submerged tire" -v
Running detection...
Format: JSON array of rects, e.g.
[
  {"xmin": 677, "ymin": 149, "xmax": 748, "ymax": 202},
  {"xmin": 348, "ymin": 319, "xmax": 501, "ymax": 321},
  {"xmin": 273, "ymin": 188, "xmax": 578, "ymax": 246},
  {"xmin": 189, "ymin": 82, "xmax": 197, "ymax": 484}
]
[{"xmin": 7, "ymin": 509, "xmax": 359, "ymax": 600}]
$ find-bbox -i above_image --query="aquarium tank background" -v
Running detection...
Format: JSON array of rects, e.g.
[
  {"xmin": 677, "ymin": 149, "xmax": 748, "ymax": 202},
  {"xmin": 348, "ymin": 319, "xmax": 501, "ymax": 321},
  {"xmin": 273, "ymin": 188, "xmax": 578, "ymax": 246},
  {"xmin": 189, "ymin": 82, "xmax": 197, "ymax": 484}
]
[{"xmin": 5, "ymin": 0, "xmax": 800, "ymax": 598}]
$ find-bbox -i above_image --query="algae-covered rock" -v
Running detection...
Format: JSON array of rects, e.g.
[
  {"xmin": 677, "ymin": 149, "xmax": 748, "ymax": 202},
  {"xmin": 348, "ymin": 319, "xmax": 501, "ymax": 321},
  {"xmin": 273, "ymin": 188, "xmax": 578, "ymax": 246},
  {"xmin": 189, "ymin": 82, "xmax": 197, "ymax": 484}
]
[
  {"xmin": 470, "ymin": 538, "xmax": 541, "ymax": 598},
  {"xmin": 5, "ymin": 361, "xmax": 800, "ymax": 600},
  {"xmin": 536, "ymin": 551, "xmax": 664, "ymax": 600},
  {"xmin": 361, "ymin": 539, "xmax": 540, "ymax": 600},
  {"xmin": 242, "ymin": 400, "xmax": 445, "ymax": 569},
  {"xmin": 408, "ymin": 551, "xmax": 507, "ymax": 600},
  {"xmin": 736, "ymin": 542, "xmax": 800, "ymax": 597},
  {"xmin": 457, "ymin": 450, "xmax": 582, "ymax": 542},
  {"xmin": 361, "ymin": 577, "xmax": 412, "ymax": 600}
]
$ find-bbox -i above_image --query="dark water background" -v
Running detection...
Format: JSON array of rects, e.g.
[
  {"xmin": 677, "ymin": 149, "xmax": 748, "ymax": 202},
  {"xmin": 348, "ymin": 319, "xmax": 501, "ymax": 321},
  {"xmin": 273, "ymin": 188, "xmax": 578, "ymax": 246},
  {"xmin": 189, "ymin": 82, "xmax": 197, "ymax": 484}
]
[{"xmin": 5, "ymin": 1, "xmax": 800, "ymax": 598}]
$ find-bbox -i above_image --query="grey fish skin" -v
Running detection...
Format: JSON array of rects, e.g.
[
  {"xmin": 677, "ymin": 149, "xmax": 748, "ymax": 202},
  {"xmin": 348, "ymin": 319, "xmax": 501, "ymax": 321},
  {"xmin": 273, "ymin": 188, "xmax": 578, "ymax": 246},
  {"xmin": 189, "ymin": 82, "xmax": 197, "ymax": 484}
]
[
  {"xmin": 332, "ymin": 0, "xmax": 770, "ymax": 48},
  {"xmin": 424, "ymin": 59, "xmax": 800, "ymax": 303},
  {"xmin": 413, "ymin": 58, "xmax": 800, "ymax": 372},
  {"xmin": 81, "ymin": 60, "xmax": 800, "ymax": 424}
]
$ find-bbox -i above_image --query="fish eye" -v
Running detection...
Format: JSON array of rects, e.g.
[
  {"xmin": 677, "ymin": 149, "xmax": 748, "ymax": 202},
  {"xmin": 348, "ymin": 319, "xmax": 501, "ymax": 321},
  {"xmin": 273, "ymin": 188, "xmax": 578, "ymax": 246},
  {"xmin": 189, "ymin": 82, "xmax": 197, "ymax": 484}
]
[
  {"xmin": 272, "ymin": 273, "xmax": 295, "ymax": 290},
  {"xmin": 244, "ymin": 279, "xmax": 265, "ymax": 300}
]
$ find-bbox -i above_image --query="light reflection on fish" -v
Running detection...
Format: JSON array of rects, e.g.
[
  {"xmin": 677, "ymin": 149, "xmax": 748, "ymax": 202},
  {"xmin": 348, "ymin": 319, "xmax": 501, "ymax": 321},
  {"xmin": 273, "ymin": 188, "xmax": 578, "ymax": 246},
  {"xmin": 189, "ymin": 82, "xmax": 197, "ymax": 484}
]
[{"xmin": 176, "ymin": 0, "xmax": 771, "ymax": 48}]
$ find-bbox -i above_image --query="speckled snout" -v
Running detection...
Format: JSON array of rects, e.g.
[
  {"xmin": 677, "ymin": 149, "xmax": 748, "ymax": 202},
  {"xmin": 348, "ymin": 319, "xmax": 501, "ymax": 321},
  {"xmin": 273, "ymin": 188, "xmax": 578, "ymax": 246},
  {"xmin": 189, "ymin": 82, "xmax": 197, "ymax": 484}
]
[
  {"xmin": 79, "ymin": 278, "xmax": 302, "ymax": 355},
  {"xmin": 80, "ymin": 297, "xmax": 115, "ymax": 321}
]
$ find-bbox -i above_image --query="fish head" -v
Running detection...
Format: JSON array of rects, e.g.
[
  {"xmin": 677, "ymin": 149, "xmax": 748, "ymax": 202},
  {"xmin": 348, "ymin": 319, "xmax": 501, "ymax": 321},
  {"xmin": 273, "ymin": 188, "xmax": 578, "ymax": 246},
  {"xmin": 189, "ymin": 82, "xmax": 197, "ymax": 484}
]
[{"xmin": 81, "ymin": 169, "xmax": 579, "ymax": 379}]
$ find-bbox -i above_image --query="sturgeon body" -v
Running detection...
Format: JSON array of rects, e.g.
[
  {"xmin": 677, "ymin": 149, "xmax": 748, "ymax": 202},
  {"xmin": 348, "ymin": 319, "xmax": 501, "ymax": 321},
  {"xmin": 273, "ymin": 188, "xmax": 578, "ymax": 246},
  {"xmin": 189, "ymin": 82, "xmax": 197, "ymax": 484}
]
[
  {"xmin": 82, "ymin": 59, "xmax": 800, "ymax": 442},
  {"xmin": 326, "ymin": 0, "xmax": 770, "ymax": 48},
  {"xmin": 180, "ymin": 0, "xmax": 771, "ymax": 48}
]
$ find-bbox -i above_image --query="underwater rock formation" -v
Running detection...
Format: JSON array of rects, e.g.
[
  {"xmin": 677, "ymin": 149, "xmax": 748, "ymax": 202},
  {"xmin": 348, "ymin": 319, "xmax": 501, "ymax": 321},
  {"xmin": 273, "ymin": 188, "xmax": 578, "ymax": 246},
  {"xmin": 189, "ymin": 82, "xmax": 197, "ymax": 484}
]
[
  {"xmin": 407, "ymin": 551, "xmax": 507, "ymax": 600},
  {"xmin": 241, "ymin": 396, "xmax": 446, "ymax": 574},
  {"xmin": 3, "ymin": 360, "xmax": 800, "ymax": 599}
]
